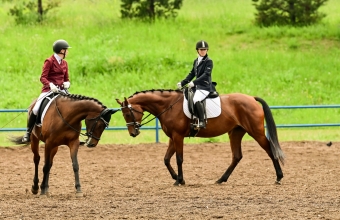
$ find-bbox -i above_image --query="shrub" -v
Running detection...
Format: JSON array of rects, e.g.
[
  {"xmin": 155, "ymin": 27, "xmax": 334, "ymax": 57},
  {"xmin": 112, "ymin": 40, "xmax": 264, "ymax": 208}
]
[
  {"xmin": 252, "ymin": 0, "xmax": 328, "ymax": 27},
  {"xmin": 120, "ymin": 0, "xmax": 183, "ymax": 21}
]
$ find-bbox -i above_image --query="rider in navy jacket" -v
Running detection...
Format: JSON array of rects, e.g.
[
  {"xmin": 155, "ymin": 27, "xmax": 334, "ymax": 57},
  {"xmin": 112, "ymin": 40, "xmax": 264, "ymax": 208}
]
[{"xmin": 177, "ymin": 40, "xmax": 215, "ymax": 128}]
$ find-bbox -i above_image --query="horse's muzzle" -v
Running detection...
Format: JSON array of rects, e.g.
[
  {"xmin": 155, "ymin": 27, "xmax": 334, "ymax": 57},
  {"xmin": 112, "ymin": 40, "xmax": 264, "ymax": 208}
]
[
  {"xmin": 130, "ymin": 131, "xmax": 140, "ymax": 137},
  {"xmin": 86, "ymin": 143, "xmax": 96, "ymax": 148},
  {"xmin": 85, "ymin": 138, "xmax": 97, "ymax": 148}
]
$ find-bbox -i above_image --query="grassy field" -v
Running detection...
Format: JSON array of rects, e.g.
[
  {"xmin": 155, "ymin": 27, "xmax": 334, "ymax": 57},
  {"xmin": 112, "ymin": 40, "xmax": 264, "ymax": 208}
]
[{"xmin": 0, "ymin": 0, "xmax": 340, "ymax": 145}]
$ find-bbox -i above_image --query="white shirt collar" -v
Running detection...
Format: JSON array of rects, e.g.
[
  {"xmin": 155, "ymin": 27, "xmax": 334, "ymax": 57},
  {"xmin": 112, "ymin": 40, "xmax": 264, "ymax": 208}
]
[
  {"xmin": 54, "ymin": 53, "xmax": 62, "ymax": 64},
  {"xmin": 197, "ymin": 55, "xmax": 204, "ymax": 64}
]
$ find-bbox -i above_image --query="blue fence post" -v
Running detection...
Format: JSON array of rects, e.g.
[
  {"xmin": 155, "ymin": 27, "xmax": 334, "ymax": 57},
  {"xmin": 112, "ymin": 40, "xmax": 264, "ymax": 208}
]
[{"xmin": 155, "ymin": 118, "xmax": 159, "ymax": 143}]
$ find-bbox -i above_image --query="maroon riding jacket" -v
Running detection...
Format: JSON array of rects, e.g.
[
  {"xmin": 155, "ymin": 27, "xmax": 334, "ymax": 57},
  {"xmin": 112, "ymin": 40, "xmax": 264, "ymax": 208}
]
[{"xmin": 40, "ymin": 55, "xmax": 69, "ymax": 92}]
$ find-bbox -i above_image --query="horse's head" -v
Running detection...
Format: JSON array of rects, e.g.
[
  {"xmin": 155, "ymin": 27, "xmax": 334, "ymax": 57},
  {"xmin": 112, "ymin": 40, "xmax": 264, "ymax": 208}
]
[
  {"xmin": 84, "ymin": 108, "xmax": 118, "ymax": 147},
  {"xmin": 116, "ymin": 97, "xmax": 144, "ymax": 137}
]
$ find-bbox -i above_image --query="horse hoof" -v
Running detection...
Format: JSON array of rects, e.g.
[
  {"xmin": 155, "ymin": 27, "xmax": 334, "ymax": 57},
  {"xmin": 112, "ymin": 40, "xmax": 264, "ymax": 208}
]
[
  {"xmin": 275, "ymin": 180, "xmax": 282, "ymax": 185},
  {"xmin": 39, "ymin": 194, "xmax": 48, "ymax": 198},
  {"xmin": 173, "ymin": 180, "xmax": 185, "ymax": 186},
  {"xmin": 31, "ymin": 187, "xmax": 39, "ymax": 195},
  {"xmin": 215, "ymin": 180, "xmax": 223, "ymax": 184},
  {"xmin": 75, "ymin": 192, "xmax": 83, "ymax": 197}
]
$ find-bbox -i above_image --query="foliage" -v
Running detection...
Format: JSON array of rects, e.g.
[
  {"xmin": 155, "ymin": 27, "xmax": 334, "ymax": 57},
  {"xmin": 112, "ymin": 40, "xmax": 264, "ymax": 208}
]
[
  {"xmin": 8, "ymin": 0, "xmax": 60, "ymax": 25},
  {"xmin": 120, "ymin": 0, "xmax": 182, "ymax": 20},
  {"xmin": 252, "ymin": 0, "xmax": 328, "ymax": 27}
]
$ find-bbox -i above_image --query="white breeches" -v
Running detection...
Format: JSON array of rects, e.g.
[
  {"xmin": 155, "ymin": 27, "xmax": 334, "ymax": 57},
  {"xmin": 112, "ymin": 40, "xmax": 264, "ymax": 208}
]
[
  {"xmin": 32, "ymin": 90, "xmax": 66, "ymax": 115},
  {"xmin": 193, "ymin": 90, "xmax": 210, "ymax": 103}
]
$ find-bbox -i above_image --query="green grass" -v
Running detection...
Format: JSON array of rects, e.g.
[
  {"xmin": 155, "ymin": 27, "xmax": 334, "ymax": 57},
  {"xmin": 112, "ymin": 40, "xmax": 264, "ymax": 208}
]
[{"xmin": 1, "ymin": 0, "xmax": 340, "ymax": 145}]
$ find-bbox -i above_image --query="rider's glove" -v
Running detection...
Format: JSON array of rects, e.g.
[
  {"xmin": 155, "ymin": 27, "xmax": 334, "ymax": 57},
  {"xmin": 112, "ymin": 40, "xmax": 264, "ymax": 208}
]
[
  {"xmin": 63, "ymin": 81, "xmax": 70, "ymax": 89},
  {"xmin": 177, "ymin": 82, "xmax": 182, "ymax": 89},
  {"xmin": 49, "ymin": 83, "xmax": 58, "ymax": 93},
  {"xmin": 188, "ymin": 81, "xmax": 195, "ymax": 88}
]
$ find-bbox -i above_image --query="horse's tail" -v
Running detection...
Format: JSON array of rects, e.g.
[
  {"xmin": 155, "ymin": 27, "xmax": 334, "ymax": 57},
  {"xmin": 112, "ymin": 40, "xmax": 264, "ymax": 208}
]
[
  {"xmin": 255, "ymin": 97, "xmax": 285, "ymax": 165},
  {"xmin": 7, "ymin": 135, "xmax": 28, "ymax": 145}
]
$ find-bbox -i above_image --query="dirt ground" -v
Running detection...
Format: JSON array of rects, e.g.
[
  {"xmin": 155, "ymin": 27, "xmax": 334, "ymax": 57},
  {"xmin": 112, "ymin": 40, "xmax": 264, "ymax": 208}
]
[{"xmin": 0, "ymin": 141, "xmax": 339, "ymax": 220}]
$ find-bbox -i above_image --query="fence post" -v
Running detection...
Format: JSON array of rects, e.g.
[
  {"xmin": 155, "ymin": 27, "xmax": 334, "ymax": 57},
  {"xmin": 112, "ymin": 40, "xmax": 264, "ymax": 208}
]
[{"xmin": 155, "ymin": 118, "xmax": 159, "ymax": 143}]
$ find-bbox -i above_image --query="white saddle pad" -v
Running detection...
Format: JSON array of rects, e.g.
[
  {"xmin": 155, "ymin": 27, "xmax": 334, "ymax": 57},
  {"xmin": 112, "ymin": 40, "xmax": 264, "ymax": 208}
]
[
  {"xmin": 37, "ymin": 94, "xmax": 59, "ymax": 127},
  {"xmin": 183, "ymin": 96, "xmax": 221, "ymax": 119}
]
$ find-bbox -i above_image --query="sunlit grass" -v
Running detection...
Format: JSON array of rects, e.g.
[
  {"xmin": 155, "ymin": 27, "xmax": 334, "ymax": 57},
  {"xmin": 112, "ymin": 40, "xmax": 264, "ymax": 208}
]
[{"xmin": 1, "ymin": 0, "xmax": 340, "ymax": 143}]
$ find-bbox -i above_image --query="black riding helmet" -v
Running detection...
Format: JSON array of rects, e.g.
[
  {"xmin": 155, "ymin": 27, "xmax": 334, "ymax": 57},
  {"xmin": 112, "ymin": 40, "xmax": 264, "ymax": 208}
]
[
  {"xmin": 53, "ymin": 39, "xmax": 71, "ymax": 54},
  {"xmin": 196, "ymin": 40, "xmax": 209, "ymax": 50}
]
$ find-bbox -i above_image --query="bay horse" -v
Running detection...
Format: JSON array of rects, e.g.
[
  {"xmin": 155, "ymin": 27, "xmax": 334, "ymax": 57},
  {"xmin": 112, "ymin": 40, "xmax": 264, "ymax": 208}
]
[
  {"xmin": 116, "ymin": 89, "xmax": 285, "ymax": 186},
  {"xmin": 9, "ymin": 92, "xmax": 117, "ymax": 197}
]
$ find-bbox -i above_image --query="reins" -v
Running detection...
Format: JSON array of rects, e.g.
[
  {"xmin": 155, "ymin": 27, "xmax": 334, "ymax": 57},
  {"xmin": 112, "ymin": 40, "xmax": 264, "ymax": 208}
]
[
  {"xmin": 53, "ymin": 91, "xmax": 111, "ymax": 140},
  {"xmin": 53, "ymin": 93, "xmax": 88, "ymax": 137},
  {"xmin": 130, "ymin": 94, "xmax": 184, "ymax": 127}
]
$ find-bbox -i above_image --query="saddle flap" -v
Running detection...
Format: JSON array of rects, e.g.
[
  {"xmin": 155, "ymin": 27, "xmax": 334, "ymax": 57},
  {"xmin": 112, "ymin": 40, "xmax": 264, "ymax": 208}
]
[{"xmin": 37, "ymin": 93, "xmax": 59, "ymax": 125}]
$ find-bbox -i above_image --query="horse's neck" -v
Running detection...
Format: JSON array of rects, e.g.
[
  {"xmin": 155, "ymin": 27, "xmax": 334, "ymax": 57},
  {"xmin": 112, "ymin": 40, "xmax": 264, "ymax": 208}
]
[
  {"xmin": 59, "ymin": 98, "xmax": 103, "ymax": 120},
  {"xmin": 132, "ymin": 93, "xmax": 182, "ymax": 116}
]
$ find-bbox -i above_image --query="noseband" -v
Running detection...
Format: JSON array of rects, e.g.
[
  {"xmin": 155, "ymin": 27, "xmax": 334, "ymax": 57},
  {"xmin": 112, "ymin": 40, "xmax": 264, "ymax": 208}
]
[
  {"xmin": 121, "ymin": 104, "xmax": 144, "ymax": 134},
  {"xmin": 84, "ymin": 108, "xmax": 111, "ymax": 141}
]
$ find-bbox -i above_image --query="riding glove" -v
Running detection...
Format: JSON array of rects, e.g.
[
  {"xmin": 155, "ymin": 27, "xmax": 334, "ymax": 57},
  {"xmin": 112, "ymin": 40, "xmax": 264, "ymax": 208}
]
[
  {"xmin": 177, "ymin": 82, "xmax": 182, "ymax": 89},
  {"xmin": 49, "ymin": 83, "xmax": 58, "ymax": 93},
  {"xmin": 63, "ymin": 81, "xmax": 71, "ymax": 89},
  {"xmin": 188, "ymin": 81, "xmax": 195, "ymax": 88}
]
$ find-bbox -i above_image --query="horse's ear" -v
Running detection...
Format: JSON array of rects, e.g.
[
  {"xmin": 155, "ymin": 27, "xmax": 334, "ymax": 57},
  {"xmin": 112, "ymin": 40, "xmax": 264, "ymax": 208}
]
[
  {"xmin": 124, "ymin": 97, "xmax": 128, "ymax": 105},
  {"xmin": 115, "ymin": 98, "xmax": 123, "ymax": 106}
]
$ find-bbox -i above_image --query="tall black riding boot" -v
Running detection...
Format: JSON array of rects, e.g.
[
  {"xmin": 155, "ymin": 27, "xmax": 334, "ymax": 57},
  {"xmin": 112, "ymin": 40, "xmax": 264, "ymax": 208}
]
[
  {"xmin": 22, "ymin": 113, "xmax": 37, "ymax": 143},
  {"xmin": 195, "ymin": 102, "xmax": 206, "ymax": 129}
]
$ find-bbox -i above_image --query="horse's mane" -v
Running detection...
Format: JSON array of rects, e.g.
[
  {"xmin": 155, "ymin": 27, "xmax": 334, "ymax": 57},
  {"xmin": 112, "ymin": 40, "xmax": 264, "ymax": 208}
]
[
  {"xmin": 58, "ymin": 92, "xmax": 107, "ymax": 108},
  {"xmin": 129, "ymin": 89, "xmax": 182, "ymax": 98}
]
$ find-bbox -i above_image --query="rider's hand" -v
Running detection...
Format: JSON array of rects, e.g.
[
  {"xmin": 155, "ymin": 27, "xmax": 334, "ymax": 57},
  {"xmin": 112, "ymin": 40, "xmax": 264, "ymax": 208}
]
[
  {"xmin": 49, "ymin": 83, "xmax": 58, "ymax": 93},
  {"xmin": 177, "ymin": 82, "xmax": 182, "ymax": 89},
  {"xmin": 63, "ymin": 81, "xmax": 70, "ymax": 89},
  {"xmin": 188, "ymin": 81, "xmax": 195, "ymax": 88}
]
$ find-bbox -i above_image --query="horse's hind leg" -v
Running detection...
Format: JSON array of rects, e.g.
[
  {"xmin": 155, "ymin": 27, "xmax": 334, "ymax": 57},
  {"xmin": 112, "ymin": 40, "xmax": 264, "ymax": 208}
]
[
  {"xmin": 216, "ymin": 126, "xmax": 246, "ymax": 184},
  {"xmin": 40, "ymin": 145, "xmax": 57, "ymax": 196},
  {"xmin": 253, "ymin": 134, "xmax": 283, "ymax": 184},
  {"xmin": 31, "ymin": 136, "xmax": 40, "ymax": 194}
]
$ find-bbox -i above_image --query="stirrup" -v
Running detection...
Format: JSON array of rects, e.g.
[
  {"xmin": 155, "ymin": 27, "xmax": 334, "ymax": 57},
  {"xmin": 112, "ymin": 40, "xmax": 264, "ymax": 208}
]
[
  {"xmin": 22, "ymin": 133, "xmax": 31, "ymax": 142},
  {"xmin": 197, "ymin": 122, "xmax": 206, "ymax": 129}
]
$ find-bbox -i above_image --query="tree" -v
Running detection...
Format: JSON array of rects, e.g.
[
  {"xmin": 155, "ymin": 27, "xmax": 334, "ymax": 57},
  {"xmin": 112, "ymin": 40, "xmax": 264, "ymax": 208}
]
[
  {"xmin": 252, "ymin": 0, "xmax": 328, "ymax": 27},
  {"xmin": 8, "ymin": 0, "xmax": 60, "ymax": 25},
  {"xmin": 120, "ymin": 0, "xmax": 183, "ymax": 21}
]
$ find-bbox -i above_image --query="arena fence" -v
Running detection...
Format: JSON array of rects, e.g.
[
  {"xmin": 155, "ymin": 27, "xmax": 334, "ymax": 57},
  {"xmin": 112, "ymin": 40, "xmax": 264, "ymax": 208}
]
[{"xmin": 1, "ymin": 105, "xmax": 340, "ymax": 143}]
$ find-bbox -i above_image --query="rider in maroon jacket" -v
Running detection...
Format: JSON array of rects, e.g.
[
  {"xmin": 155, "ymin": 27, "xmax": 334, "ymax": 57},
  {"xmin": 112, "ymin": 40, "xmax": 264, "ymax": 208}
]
[{"xmin": 22, "ymin": 39, "xmax": 71, "ymax": 143}]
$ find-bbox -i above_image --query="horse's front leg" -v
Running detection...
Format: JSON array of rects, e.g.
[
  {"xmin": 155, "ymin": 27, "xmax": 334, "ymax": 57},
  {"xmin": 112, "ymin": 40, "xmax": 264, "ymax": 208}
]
[
  {"xmin": 164, "ymin": 138, "xmax": 177, "ymax": 181},
  {"xmin": 167, "ymin": 137, "xmax": 185, "ymax": 186},
  {"xmin": 31, "ymin": 136, "xmax": 40, "ymax": 194},
  {"xmin": 69, "ymin": 142, "xmax": 82, "ymax": 197},
  {"xmin": 40, "ymin": 146, "xmax": 58, "ymax": 196}
]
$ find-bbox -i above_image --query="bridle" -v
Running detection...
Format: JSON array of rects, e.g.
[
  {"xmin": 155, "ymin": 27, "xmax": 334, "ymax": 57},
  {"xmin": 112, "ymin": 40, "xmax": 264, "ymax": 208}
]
[
  {"xmin": 55, "ymin": 102, "xmax": 111, "ymax": 143},
  {"xmin": 121, "ymin": 96, "xmax": 183, "ymax": 135},
  {"xmin": 84, "ymin": 108, "xmax": 111, "ymax": 141},
  {"xmin": 120, "ymin": 104, "xmax": 144, "ymax": 135}
]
